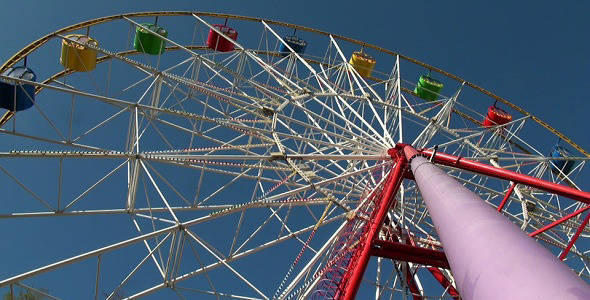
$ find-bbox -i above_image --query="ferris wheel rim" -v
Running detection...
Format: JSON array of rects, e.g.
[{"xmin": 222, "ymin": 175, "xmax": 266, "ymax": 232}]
[{"xmin": 0, "ymin": 11, "xmax": 586, "ymax": 158}]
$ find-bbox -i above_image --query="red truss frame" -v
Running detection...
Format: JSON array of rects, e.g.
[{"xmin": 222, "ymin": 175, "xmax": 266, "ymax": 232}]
[{"xmin": 312, "ymin": 144, "xmax": 590, "ymax": 299}]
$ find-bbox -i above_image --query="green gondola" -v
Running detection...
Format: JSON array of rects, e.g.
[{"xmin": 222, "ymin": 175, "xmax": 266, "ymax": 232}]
[
  {"xmin": 414, "ymin": 75, "xmax": 443, "ymax": 101},
  {"xmin": 134, "ymin": 23, "xmax": 168, "ymax": 55}
]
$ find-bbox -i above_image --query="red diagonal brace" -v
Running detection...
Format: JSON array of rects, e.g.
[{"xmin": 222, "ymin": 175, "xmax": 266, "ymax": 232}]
[
  {"xmin": 371, "ymin": 240, "xmax": 449, "ymax": 269},
  {"xmin": 497, "ymin": 182, "xmax": 516, "ymax": 212},
  {"xmin": 559, "ymin": 211, "xmax": 590, "ymax": 260},
  {"xmin": 530, "ymin": 205, "xmax": 590, "ymax": 237},
  {"xmin": 406, "ymin": 267, "xmax": 423, "ymax": 300},
  {"xmin": 427, "ymin": 267, "xmax": 460, "ymax": 298}
]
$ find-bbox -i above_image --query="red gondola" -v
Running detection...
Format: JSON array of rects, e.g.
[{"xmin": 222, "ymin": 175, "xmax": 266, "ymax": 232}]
[
  {"xmin": 206, "ymin": 24, "xmax": 238, "ymax": 52},
  {"xmin": 483, "ymin": 105, "xmax": 512, "ymax": 127}
]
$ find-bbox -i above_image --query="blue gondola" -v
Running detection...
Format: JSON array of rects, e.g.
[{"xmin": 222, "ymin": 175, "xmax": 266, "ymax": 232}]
[
  {"xmin": 0, "ymin": 66, "xmax": 36, "ymax": 111},
  {"xmin": 279, "ymin": 35, "xmax": 307, "ymax": 56},
  {"xmin": 550, "ymin": 144, "xmax": 575, "ymax": 175}
]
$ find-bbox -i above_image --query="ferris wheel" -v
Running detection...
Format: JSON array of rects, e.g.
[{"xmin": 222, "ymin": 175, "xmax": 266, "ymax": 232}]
[{"xmin": 0, "ymin": 12, "xmax": 589, "ymax": 299}]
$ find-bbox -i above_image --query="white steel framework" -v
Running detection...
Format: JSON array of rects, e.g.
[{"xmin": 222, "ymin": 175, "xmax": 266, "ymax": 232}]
[{"xmin": 0, "ymin": 12, "xmax": 588, "ymax": 300}]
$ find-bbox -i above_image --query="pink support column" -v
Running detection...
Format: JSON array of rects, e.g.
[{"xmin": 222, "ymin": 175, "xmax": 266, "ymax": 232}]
[{"xmin": 404, "ymin": 146, "xmax": 590, "ymax": 300}]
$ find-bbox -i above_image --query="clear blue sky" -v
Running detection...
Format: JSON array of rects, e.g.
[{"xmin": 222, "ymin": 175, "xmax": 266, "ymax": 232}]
[{"xmin": 0, "ymin": 1, "xmax": 589, "ymax": 299}]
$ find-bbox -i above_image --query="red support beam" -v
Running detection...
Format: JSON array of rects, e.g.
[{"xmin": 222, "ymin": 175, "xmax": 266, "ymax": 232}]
[
  {"xmin": 339, "ymin": 145, "xmax": 590, "ymax": 298},
  {"xmin": 420, "ymin": 149, "xmax": 590, "ymax": 205},
  {"xmin": 426, "ymin": 267, "xmax": 460, "ymax": 298},
  {"xmin": 371, "ymin": 240, "xmax": 449, "ymax": 269},
  {"xmin": 342, "ymin": 150, "xmax": 406, "ymax": 300},
  {"xmin": 530, "ymin": 205, "xmax": 590, "ymax": 237},
  {"xmin": 406, "ymin": 267, "xmax": 423, "ymax": 300},
  {"xmin": 497, "ymin": 182, "xmax": 516, "ymax": 212},
  {"xmin": 559, "ymin": 211, "xmax": 590, "ymax": 260}
]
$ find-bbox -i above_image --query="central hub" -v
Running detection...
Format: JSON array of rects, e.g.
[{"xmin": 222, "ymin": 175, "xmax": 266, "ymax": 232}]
[{"xmin": 387, "ymin": 143, "xmax": 411, "ymax": 159}]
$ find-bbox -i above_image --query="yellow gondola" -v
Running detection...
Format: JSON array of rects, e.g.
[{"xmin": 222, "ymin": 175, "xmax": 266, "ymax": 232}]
[
  {"xmin": 60, "ymin": 34, "xmax": 99, "ymax": 72},
  {"xmin": 349, "ymin": 51, "xmax": 376, "ymax": 78}
]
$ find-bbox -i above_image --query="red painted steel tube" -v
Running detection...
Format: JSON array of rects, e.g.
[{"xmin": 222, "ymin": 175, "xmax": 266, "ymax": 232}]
[
  {"xmin": 342, "ymin": 153, "xmax": 406, "ymax": 300},
  {"xmin": 497, "ymin": 182, "xmax": 516, "ymax": 212},
  {"xmin": 559, "ymin": 211, "xmax": 590, "ymax": 260},
  {"xmin": 530, "ymin": 205, "xmax": 590, "ymax": 237},
  {"xmin": 371, "ymin": 242, "xmax": 450, "ymax": 269},
  {"xmin": 420, "ymin": 149, "xmax": 590, "ymax": 205},
  {"xmin": 372, "ymin": 240, "xmax": 448, "ymax": 267},
  {"xmin": 427, "ymin": 267, "xmax": 460, "ymax": 298}
]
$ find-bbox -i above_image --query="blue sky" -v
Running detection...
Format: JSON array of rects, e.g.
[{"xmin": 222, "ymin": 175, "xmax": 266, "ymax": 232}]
[{"xmin": 0, "ymin": 1, "xmax": 589, "ymax": 299}]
